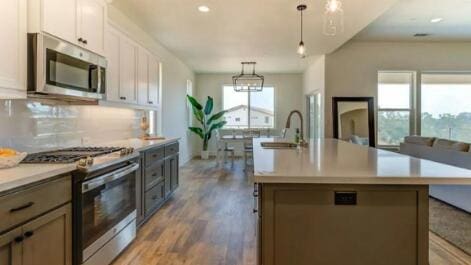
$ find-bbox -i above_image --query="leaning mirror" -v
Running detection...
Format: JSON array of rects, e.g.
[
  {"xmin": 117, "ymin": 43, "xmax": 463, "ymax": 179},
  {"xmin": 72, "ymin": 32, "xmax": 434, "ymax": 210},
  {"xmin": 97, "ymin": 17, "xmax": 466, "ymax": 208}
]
[{"xmin": 332, "ymin": 97, "xmax": 375, "ymax": 147}]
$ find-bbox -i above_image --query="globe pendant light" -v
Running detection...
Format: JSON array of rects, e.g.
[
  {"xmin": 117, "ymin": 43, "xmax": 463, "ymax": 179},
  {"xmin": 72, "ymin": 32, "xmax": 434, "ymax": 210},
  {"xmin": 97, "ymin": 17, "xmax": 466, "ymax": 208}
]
[
  {"xmin": 296, "ymin": 4, "xmax": 307, "ymax": 58},
  {"xmin": 323, "ymin": 0, "xmax": 344, "ymax": 36},
  {"xmin": 232, "ymin": 62, "xmax": 264, "ymax": 92}
]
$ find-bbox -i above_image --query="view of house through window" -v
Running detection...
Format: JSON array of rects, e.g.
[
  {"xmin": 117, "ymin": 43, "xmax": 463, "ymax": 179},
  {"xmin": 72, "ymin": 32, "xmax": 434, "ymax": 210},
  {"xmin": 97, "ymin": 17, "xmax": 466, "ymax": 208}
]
[
  {"xmin": 222, "ymin": 86, "xmax": 275, "ymax": 128},
  {"xmin": 421, "ymin": 73, "xmax": 471, "ymax": 142},
  {"xmin": 377, "ymin": 72, "xmax": 414, "ymax": 146}
]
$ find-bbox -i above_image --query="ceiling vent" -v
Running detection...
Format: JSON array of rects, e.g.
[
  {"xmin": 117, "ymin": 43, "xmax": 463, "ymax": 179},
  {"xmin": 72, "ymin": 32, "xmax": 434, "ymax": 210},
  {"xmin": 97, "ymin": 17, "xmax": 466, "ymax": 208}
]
[{"xmin": 414, "ymin": 33, "xmax": 430, "ymax": 37}]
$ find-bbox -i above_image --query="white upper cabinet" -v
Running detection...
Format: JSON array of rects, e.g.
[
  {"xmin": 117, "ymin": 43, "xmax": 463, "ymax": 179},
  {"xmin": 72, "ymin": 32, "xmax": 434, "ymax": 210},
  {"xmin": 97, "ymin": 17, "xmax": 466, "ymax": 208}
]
[
  {"xmin": 119, "ymin": 37, "xmax": 138, "ymax": 104},
  {"xmin": 30, "ymin": 0, "xmax": 106, "ymax": 56},
  {"xmin": 0, "ymin": 0, "xmax": 27, "ymax": 99},
  {"xmin": 41, "ymin": 0, "xmax": 77, "ymax": 45},
  {"xmin": 137, "ymin": 48, "xmax": 160, "ymax": 107},
  {"xmin": 105, "ymin": 24, "xmax": 161, "ymax": 109},
  {"xmin": 77, "ymin": 0, "xmax": 106, "ymax": 55}
]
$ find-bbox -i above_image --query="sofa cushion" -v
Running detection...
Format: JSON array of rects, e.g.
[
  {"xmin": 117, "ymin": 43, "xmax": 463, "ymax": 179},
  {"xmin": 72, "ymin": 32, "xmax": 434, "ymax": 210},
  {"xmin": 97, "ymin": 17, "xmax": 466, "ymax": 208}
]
[
  {"xmin": 432, "ymin": 139, "xmax": 470, "ymax": 152},
  {"xmin": 404, "ymin": 136, "xmax": 435, "ymax": 146}
]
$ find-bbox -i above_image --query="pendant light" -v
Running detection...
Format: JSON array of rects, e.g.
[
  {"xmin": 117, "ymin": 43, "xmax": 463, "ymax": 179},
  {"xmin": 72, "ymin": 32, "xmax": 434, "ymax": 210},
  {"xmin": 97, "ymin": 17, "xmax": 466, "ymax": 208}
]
[
  {"xmin": 296, "ymin": 4, "xmax": 307, "ymax": 58},
  {"xmin": 232, "ymin": 62, "xmax": 264, "ymax": 92},
  {"xmin": 323, "ymin": 0, "xmax": 344, "ymax": 36}
]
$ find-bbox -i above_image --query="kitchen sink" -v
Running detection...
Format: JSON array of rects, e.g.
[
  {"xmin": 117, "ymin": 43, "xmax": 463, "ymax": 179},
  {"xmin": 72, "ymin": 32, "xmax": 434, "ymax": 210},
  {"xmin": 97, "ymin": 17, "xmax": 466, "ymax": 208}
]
[{"xmin": 260, "ymin": 142, "xmax": 298, "ymax": 149}]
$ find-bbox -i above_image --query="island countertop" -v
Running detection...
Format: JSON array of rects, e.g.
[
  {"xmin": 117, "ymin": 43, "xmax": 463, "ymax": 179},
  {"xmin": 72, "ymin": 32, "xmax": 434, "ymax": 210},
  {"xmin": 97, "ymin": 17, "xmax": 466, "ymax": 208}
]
[{"xmin": 253, "ymin": 138, "xmax": 471, "ymax": 185}]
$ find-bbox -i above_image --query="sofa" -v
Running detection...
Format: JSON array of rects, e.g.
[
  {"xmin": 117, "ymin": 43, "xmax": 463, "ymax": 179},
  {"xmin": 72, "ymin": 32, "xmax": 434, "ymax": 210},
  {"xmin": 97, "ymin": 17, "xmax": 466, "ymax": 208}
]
[{"xmin": 400, "ymin": 136, "xmax": 471, "ymax": 213}]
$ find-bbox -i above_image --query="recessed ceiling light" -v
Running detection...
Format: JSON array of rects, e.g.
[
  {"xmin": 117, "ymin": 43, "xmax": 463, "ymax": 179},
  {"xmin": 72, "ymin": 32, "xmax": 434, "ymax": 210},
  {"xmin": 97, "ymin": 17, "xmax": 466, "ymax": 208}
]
[
  {"xmin": 198, "ymin": 5, "xmax": 210, "ymax": 12},
  {"xmin": 430, "ymin": 17, "xmax": 443, "ymax": 23}
]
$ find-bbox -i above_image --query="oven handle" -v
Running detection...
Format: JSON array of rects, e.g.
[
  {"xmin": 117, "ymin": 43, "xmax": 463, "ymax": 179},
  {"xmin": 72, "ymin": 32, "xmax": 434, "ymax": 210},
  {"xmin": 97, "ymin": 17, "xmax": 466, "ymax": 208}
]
[{"xmin": 82, "ymin": 163, "xmax": 139, "ymax": 193}]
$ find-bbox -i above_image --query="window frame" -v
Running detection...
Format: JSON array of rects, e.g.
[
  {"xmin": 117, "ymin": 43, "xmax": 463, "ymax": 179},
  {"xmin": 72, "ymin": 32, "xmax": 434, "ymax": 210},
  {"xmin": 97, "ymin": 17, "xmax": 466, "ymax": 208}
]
[
  {"xmin": 377, "ymin": 71, "xmax": 417, "ymax": 148},
  {"xmin": 221, "ymin": 85, "xmax": 276, "ymax": 129}
]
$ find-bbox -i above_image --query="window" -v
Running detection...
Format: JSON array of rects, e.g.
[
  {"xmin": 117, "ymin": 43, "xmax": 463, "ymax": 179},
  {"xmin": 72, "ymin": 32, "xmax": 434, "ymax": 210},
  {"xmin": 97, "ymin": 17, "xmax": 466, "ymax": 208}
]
[
  {"xmin": 421, "ymin": 73, "xmax": 471, "ymax": 142},
  {"xmin": 377, "ymin": 72, "xmax": 414, "ymax": 146},
  {"xmin": 222, "ymin": 86, "xmax": 275, "ymax": 129}
]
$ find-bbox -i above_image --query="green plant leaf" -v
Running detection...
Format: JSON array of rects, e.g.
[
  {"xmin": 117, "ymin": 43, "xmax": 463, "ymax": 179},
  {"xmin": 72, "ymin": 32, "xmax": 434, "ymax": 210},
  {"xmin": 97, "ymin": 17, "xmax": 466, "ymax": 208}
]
[
  {"xmin": 187, "ymin": 95, "xmax": 202, "ymax": 110},
  {"xmin": 188, "ymin": 127, "xmax": 204, "ymax": 139},
  {"xmin": 192, "ymin": 106, "xmax": 205, "ymax": 125},
  {"xmin": 209, "ymin": 121, "xmax": 227, "ymax": 133},
  {"xmin": 207, "ymin": 110, "xmax": 227, "ymax": 125},
  {"xmin": 204, "ymin": 96, "xmax": 214, "ymax": 115}
]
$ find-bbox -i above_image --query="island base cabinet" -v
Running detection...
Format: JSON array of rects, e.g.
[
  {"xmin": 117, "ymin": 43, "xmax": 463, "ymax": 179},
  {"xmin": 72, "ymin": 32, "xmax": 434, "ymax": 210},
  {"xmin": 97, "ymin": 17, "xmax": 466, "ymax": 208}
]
[
  {"xmin": 259, "ymin": 184, "xmax": 429, "ymax": 265},
  {"xmin": 0, "ymin": 204, "xmax": 71, "ymax": 265}
]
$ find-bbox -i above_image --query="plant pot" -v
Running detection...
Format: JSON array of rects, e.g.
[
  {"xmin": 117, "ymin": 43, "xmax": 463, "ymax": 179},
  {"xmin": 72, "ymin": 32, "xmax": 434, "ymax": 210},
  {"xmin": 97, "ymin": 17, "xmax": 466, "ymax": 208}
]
[{"xmin": 201, "ymin": 150, "xmax": 209, "ymax": 160}]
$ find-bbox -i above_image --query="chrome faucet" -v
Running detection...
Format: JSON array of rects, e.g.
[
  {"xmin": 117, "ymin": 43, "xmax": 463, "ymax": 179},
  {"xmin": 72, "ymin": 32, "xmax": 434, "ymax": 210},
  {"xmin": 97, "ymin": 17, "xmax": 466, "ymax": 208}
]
[{"xmin": 285, "ymin": 110, "xmax": 307, "ymax": 146}]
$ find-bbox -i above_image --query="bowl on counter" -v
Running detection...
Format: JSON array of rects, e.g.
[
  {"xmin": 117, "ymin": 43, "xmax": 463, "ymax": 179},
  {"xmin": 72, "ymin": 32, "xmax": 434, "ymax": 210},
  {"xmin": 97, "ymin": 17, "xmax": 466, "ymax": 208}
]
[{"xmin": 0, "ymin": 149, "xmax": 27, "ymax": 169}]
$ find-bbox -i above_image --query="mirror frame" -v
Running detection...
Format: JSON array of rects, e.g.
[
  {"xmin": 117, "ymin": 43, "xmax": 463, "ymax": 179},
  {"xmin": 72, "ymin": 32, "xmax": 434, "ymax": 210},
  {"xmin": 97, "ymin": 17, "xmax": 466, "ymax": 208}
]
[{"xmin": 332, "ymin": 97, "xmax": 376, "ymax": 147}]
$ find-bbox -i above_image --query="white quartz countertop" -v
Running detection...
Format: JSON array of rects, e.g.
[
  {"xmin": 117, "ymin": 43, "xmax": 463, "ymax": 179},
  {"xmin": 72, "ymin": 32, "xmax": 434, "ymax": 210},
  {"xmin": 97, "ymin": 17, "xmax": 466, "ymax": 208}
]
[
  {"xmin": 0, "ymin": 137, "xmax": 180, "ymax": 194},
  {"xmin": 253, "ymin": 138, "xmax": 471, "ymax": 185}
]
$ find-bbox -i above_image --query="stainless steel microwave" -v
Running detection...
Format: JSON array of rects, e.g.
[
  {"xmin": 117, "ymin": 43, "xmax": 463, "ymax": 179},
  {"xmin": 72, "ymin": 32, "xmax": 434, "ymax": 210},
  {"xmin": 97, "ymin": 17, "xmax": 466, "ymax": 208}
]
[{"xmin": 27, "ymin": 33, "xmax": 107, "ymax": 101}]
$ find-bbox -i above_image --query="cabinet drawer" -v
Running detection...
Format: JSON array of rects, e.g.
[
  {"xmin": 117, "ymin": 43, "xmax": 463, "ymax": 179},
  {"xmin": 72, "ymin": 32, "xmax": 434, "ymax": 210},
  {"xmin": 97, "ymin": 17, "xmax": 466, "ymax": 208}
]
[
  {"xmin": 0, "ymin": 176, "xmax": 71, "ymax": 233},
  {"xmin": 144, "ymin": 147, "xmax": 165, "ymax": 167},
  {"xmin": 145, "ymin": 161, "xmax": 164, "ymax": 191},
  {"xmin": 165, "ymin": 142, "xmax": 179, "ymax": 157},
  {"xmin": 144, "ymin": 181, "xmax": 165, "ymax": 215}
]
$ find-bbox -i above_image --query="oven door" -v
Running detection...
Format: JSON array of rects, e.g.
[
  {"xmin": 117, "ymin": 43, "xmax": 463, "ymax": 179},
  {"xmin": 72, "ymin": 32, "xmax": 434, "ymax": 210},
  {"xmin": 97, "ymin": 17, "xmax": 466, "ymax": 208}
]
[{"xmin": 80, "ymin": 162, "xmax": 138, "ymax": 262}]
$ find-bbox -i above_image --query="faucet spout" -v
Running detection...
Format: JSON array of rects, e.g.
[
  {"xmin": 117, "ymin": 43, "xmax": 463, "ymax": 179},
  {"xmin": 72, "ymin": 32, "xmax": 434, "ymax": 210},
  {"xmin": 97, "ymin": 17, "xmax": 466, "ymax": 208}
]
[{"xmin": 285, "ymin": 110, "xmax": 307, "ymax": 146}]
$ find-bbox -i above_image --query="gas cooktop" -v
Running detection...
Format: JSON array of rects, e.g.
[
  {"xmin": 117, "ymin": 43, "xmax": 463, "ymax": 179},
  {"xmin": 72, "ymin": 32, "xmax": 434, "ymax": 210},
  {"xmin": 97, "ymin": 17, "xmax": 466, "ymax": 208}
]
[{"xmin": 22, "ymin": 147, "xmax": 125, "ymax": 164}]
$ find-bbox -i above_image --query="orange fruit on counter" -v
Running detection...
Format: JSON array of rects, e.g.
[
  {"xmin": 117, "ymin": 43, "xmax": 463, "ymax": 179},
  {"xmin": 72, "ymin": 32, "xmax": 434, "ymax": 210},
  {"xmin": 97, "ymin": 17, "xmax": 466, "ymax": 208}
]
[{"xmin": 0, "ymin": 148, "xmax": 17, "ymax": 157}]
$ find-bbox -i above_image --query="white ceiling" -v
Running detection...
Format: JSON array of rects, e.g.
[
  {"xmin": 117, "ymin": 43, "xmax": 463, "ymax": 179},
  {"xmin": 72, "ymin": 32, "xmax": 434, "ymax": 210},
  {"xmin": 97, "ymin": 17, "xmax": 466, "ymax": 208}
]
[
  {"xmin": 355, "ymin": 0, "xmax": 471, "ymax": 42},
  {"xmin": 111, "ymin": 0, "xmax": 397, "ymax": 73}
]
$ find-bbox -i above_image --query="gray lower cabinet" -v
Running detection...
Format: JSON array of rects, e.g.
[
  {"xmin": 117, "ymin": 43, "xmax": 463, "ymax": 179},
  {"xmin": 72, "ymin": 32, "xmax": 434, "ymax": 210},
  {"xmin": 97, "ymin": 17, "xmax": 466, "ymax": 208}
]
[
  {"xmin": 0, "ymin": 176, "xmax": 72, "ymax": 265},
  {"xmin": 137, "ymin": 141, "xmax": 179, "ymax": 226}
]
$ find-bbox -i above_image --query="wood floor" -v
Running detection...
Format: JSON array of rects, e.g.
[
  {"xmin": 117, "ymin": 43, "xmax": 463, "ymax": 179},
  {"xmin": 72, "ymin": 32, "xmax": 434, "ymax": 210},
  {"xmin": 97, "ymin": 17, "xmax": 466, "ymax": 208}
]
[{"xmin": 113, "ymin": 159, "xmax": 471, "ymax": 265}]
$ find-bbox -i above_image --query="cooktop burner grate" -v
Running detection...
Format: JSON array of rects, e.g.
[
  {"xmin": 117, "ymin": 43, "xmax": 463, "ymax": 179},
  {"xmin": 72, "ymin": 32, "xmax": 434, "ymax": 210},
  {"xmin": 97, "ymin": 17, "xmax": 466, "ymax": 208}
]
[{"xmin": 22, "ymin": 147, "xmax": 124, "ymax": 164}]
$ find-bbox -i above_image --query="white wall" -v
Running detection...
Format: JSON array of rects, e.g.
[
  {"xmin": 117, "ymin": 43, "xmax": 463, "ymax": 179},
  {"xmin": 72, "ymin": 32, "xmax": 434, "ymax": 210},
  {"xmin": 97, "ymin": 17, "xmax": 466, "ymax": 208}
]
[
  {"xmin": 194, "ymin": 73, "xmax": 303, "ymax": 154},
  {"xmin": 324, "ymin": 41, "xmax": 471, "ymax": 138},
  {"xmin": 108, "ymin": 5, "xmax": 195, "ymax": 164}
]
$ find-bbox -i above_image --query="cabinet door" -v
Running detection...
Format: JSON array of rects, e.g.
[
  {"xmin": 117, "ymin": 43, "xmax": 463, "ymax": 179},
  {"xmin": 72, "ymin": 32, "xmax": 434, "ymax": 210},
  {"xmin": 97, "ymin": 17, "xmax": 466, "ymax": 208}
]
[
  {"xmin": 77, "ymin": 0, "xmax": 106, "ymax": 55},
  {"xmin": 119, "ymin": 37, "xmax": 138, "ymax": 104},
  {"xmin": 148, "ymin": 56, "xmax": 160, "ymax": 107},
  {"xmin": 164, "ymin": 158, "xmax": 171, "ymax": 196},
  {"xmin": 0, "ymin": 227, "xmax": 22, "ymax": 265},
  {"xmin": 0, "ymin": 0, "xmax": 26, "ymax": 98},
  {"xmin": 22, "ymin": 204, "xmax": 72, "ymax": 265},
  {"xmin": 170, "ymin": 155, "xmax": 179, "ymax": 191},
  {"xmin": 137, "ymin": 48, "xmax": 149, "ymax": 106},
  {"xmin": 42, "ymin": 0, "xmax": 77, "ymax": 45},
  {"xmin": 105, "ymin": 27, "xmax": 120, "ymax": 101}
]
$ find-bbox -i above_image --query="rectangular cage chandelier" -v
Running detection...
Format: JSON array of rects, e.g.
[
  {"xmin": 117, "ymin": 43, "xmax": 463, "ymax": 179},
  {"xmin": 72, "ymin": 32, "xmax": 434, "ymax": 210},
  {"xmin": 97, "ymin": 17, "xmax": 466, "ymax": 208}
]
[{"xmin": 232, "ymin": 62, "xmax": 264, "ymax": 92}]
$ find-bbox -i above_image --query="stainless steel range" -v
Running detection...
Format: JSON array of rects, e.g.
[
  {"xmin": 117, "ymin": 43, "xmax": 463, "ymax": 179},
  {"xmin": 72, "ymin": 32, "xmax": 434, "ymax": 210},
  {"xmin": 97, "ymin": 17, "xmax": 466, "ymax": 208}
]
[{"xmin": 24, "ymin": 147, "xmax": 139, "ymax": 265}]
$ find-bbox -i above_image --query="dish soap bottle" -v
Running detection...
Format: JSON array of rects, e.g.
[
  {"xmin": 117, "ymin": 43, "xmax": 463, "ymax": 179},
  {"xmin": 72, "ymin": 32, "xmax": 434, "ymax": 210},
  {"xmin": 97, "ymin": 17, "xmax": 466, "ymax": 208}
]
[{"xmin": 294, "ymin": 128, "xmax": 300, "ymax": 144}]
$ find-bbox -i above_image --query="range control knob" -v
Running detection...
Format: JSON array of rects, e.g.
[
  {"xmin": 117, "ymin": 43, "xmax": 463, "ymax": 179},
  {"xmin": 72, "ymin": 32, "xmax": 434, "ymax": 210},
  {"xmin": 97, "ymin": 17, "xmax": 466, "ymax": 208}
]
[
  {"xmin": 77, "ymin": 158, "xmax": 87, "ymax": 168},
  {"xmin": 86, "ymin": 156, "xmax": 94, "ymax": 165}
]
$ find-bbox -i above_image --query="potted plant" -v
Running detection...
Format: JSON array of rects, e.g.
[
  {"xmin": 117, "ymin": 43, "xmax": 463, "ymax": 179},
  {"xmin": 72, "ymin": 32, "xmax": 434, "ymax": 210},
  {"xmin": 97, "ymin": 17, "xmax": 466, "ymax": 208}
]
[{"xmin": 187, "ymin": 95, "xmax": 227, "ymax": 159}]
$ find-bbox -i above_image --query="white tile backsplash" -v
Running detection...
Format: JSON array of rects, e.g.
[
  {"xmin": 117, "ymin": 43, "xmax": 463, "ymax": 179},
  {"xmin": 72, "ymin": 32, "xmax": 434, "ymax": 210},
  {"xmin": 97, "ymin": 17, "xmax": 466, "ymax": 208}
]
[{"xmin": 0, "ymin": 99, "xmax": 143, "ymax": 152}]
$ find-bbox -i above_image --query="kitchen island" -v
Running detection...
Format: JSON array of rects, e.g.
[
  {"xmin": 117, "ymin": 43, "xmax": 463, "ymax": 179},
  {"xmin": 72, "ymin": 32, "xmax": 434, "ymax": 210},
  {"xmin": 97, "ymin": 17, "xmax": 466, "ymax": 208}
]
[{"xmin": 253, "ymin": 138, "xmax": 471, "ymax": 265}]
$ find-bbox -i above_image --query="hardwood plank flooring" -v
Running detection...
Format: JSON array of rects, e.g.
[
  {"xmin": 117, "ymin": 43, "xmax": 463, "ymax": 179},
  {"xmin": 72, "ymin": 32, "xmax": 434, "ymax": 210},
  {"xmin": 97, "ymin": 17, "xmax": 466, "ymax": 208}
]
[{"xmin": 113, "ymin": 159, "xmax": 471, "ymax": 265}]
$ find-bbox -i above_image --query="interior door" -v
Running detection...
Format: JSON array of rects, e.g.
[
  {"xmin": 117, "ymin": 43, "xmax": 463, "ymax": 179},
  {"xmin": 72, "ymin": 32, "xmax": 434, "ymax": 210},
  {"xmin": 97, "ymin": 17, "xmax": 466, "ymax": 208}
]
[
  {"xmin": 148, "ymin": 57, "xmax": 160, "ymax": 106},
  {"xmin": 22, "ymin": 204, "xmax": 71, "ymax": 265},
  {"xmin": 0, "ymin": 227, "xmax": 22, "ymax": 265},
  {"xmin": 119, "ymin": 37, "xmax": 138, "ymax": 103},
  {"xmin": 77, "ymin": 0, "xmax": 105, "ymax": 55},
  {"xmin": 42, "ymin": 0, "xmax": 77, "ymax": 45}
]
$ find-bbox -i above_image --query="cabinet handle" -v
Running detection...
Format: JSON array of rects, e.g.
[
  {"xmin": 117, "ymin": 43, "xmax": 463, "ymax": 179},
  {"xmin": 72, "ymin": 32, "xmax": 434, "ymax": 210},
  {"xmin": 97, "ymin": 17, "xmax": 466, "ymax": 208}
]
[
  {"xmin": 24, "ymin": 231, "xmax": 34, "ymax": 238},
  {"xmin": 14, "ymin": 236, "xmax": 24, "ymax": 243},
  {"xmin": 78, "ymin": 37, "xmax": 83, "ymax": 43},
  {"xmin": 120, "ymin": 96, "xmax": 127, "ymax": 100},
  {"xmin": 83, "ymin": 39, "xmax": 88, "ymax": 44},
  {"xmin": 152, "ymin": 195, "xmax": 158, "ymax": 200},
  {"xmin": 10, "ymin": 202, "xmax": 34, "ymax": 213},
  {"xmin": 148, "ymin": 101, "xmax": 153, "ymax": 104}
]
